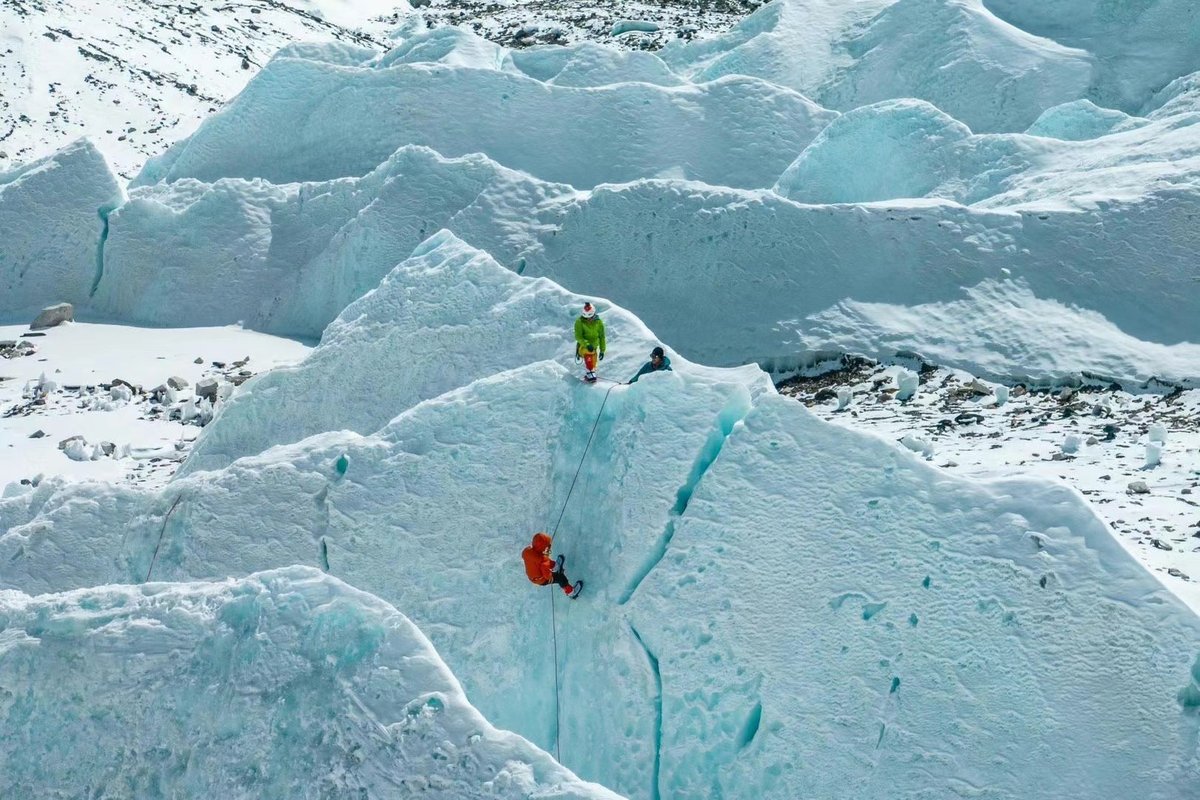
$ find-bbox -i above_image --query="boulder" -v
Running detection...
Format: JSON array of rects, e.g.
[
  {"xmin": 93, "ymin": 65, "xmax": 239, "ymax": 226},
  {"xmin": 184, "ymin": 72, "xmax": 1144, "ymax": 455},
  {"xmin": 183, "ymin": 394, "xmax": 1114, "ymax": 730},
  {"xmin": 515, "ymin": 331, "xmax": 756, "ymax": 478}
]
[
  {"xmin": 30, "ymin": 303, "xmax": 74, "ymax": 330},
  {"xmin": 195, "ymin": 378, "xmax": 219, "ymax": 401}
]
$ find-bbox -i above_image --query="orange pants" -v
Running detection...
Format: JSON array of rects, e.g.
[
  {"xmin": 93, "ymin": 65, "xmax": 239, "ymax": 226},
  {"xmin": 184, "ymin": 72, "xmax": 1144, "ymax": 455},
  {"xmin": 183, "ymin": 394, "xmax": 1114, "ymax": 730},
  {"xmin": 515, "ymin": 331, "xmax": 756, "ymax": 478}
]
[{"xmin": 580, "ymin": 348, "xmax": 598, "ymax": 372}]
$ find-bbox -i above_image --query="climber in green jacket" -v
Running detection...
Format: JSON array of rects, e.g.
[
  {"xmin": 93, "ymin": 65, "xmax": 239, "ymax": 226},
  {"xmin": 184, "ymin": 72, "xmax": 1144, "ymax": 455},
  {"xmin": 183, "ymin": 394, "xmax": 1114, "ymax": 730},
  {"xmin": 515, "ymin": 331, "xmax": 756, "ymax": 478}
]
[{"xmin": 574, "ymin": 302, "xmax": 606, "ymax": 383}]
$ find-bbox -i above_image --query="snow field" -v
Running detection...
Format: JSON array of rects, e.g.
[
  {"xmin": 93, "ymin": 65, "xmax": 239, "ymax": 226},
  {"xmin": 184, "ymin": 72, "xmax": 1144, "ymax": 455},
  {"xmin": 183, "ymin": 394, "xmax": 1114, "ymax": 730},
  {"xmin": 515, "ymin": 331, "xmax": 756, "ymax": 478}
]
[{"xmin": 0, "ymin": 322, "xmax": 311, "ymax": 490}]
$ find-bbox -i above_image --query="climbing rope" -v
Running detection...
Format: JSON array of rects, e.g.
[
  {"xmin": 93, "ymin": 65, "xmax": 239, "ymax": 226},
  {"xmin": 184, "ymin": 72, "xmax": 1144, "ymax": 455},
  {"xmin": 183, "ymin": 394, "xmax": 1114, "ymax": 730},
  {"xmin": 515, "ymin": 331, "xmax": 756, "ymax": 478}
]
[
  {"xmin": 547, "ymin": 380, "xmax": 618, "ymax": 763},
  {"xmin": 145, "ymin": 494, "xmax": 184, "ymax": 583},
  {"xmin": 549, "ymin": 382, "xmax": 618, "ymax": 542}
]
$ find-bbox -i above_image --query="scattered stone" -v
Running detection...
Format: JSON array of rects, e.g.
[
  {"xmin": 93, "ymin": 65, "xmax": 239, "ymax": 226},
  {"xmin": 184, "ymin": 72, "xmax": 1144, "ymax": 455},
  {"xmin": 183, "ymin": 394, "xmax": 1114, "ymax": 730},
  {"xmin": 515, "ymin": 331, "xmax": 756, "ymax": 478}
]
[
  {"xmin": 110, "ymin": 384, "xmax": 133, "ymax": 402},
  {"xmin": 1102, "ymin": 424, "xmax": 1120, "ymax": 441},
  {"xmin": 98, "ymin": 441, "xmax": 116, "ymax": 457},
  {"xmin": 195, "ymin": 377, "xmax": 219, "ymax": 401},
  {"xmin": 1151, "ymin": 538, "xmax": 1173, "ymax": 551},
  {"xmin": 194, "ymin": 357, "xmax": 204, "ymax": 364},
  {"xmin": 167, "ymin": 376, "xmax": 190, "ymax": 390},
  {"xmin": 1086, "ymin": 436, "xmax": 1099, "ymax": 446},
  {"xmin": 28, "ymin": 430, "xmax": 45, "ymax": 439},
  {"xmin": 1184, "ymin": 488, "xmax": 1193, "ymax": 495},
  {"xmin": 1128, "ymin": 480, "xmax": 1150, "ymax": 494},
  {"xmin": 57, "ymin": 435, "xmax": 85, "ymax": 450},
  {"xmin": 21, "ymin": 332, "xmax": 46, "ymax": 338},
  {"xmin": 1167, "ymin": 568, "xmax": 1189, "ymax": 580},
  {"xmin": 30, "ymin": 302, "xmax": 74, "ymax": 330}
]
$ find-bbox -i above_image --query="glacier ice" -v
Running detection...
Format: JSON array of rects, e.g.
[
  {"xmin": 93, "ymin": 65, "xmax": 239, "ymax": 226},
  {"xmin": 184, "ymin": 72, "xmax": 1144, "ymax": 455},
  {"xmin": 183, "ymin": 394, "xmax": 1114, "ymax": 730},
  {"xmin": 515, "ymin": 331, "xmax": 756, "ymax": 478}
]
[
  {"xmin": 0, "ymin": 139, "xmax": 123, "ymax": 320},
  {"xmin": 0, "ymin": 567, "xmax": 619, "ymax": 799},
  {"xmin": 507, "ymin": 42, "xmax": 685, "ymax": 88},
  {"xmin": 662, "ymin": 0, "xmax": 1093, "ymax": 133},
  {"xmin": 7, "ymin": 138, "xmax": 1198, "ymax": 386},
  {"xmin": 983, "ymin": 0, "xmax": 1200, "ymax": 114},
  {"xmin": 802, "ymin": 279, "xmax": 1200, "ymax": 386},
  {"xmin": 182, "ymin": 231, "xmax": 755, "ymax": 473},
  {"xmin": 628, "ymin": 393, "xmax": 1200, "ymax": 797},
  {"xmin": 773, "ymin": 97, "xmax": 1200, "ymax": 207},
  {"xmin": 1025, "ymin": 99, "xmax": 1149, "ymax": 141},
  {"xmin": 133, "ymin": 27, "xmax": 836, "ymax": 189},
  {"xmin": 2, "ymin": 250, "xmax": 1198, "ymax": 798},
  {"xmin": 98, "ymin": 146, "xmax": 574, "ymax": 334}
]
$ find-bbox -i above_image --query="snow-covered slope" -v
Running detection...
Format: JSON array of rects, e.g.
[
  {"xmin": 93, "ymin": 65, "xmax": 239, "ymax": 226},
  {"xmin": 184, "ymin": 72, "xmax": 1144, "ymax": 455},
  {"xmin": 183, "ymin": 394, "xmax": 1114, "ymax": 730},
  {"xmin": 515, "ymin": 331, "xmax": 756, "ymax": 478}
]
[
  {"xmin": 0, "ymin": 566, "xmax": 620, "ymax": 799},
  {"xmin": 0, "ymin": 0, "xmax": 400, "ymax": 178},
  {"xmin": 2, "ymin": 240, "xmax": 1198, "ymax": 798}
]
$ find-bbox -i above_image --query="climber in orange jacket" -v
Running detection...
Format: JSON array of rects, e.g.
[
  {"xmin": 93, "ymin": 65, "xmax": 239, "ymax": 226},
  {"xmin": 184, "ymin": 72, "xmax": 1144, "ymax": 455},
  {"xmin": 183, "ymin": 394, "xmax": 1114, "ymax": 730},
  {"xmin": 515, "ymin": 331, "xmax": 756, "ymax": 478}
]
[{"xmin": 522, "ymin": 532, "xmax": 583, "ymax": 598}]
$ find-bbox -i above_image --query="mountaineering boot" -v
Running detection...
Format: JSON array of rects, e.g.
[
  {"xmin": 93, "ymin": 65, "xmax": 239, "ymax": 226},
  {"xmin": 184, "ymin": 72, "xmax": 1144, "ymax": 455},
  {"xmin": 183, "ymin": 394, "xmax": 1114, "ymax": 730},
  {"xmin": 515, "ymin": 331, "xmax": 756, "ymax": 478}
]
[
  {"xmin": 568, "ymin": 580, "xmax": 583, "ymax": 599},
  {"xmin": 584, "ymin": 371, "xmax": 597, "ymax": 383}
]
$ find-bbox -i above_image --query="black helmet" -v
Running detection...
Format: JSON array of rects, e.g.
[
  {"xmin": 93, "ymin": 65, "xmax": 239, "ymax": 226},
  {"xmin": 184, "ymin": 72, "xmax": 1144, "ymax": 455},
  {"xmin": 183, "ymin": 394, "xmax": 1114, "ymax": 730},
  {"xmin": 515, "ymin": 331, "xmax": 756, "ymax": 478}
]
[{"xmin": 651, "ymin": 346, "xmax": 665, "ymax": 358}]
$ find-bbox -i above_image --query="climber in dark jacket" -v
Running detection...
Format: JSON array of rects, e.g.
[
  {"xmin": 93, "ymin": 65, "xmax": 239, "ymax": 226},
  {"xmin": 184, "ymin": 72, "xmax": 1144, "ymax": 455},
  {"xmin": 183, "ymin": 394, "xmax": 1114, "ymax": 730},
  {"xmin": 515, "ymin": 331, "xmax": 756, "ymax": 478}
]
[{"xmin": 629, "ymin": 346, "xmax": 672, "ymax": 384}]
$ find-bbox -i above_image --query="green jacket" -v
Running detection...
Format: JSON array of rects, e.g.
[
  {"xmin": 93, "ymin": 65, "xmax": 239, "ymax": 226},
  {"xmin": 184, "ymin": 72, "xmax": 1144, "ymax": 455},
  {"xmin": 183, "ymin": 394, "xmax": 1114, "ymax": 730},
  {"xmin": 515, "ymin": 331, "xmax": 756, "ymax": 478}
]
[{"xmin": 574, "ymin": 316, "xmax": 606, "ymax": 354}]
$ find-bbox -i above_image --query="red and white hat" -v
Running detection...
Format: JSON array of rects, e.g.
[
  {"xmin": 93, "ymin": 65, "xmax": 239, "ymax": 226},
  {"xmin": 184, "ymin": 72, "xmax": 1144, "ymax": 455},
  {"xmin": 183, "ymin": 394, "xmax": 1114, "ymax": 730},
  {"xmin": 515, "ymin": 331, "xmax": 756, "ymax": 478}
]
[{"xmin": 581, "ymin": 302, "xmax": 596, "ymax": 319}]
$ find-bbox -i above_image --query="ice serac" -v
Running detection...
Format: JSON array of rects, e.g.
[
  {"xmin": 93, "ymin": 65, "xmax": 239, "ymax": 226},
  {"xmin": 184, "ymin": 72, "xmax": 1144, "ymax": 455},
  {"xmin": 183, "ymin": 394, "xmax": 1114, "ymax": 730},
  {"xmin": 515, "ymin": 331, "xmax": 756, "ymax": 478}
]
[
  {"xmin": 132, "ymin": 28, "xmax": 836, "ymax": 189},
  {"xmin": 0, "ymin": 357, "xmax": 767, "ymax": 798},
  {"xmin": 628, "ymin": 394, "xmax": 1200, "ymax": 798},
  {"xmin": 2, "ymin": 356, "xmax": 1196, "ymax": 797},
  {"xmin": 183, "ymin": 231, "xmax": 697, "ymax": 473},
  {"xmin": 773, "ymin": 99, "xmax": 1029, "ymax": 204},
  {"xmin": 983, "ymin": 0, "xmax": 1200, "ymax": 114},
  {"xmin": 804, "ymin": 279, "xmax": 1200, "ymax": 387},
  {"xmin": 662, "ymin": 0, "xmax": 1093, "ymax": 133},
  {"xmin": 79, "ymin": 138, "xmax": 1200, "ymax": 384},
  {"xmin": 525, "ymin": 182, "xmax": 1200, "ymax": 384},
  {"xmin": 0, "ymin": 139, "xmax": 123, "ymax": 319},
  {"xmin": 773, "ymin": 97, "xmax": 1200, "ymax": 207},
  {"xmin": 506, "ymin": 42, "xmax": 685, "ymax": 87},
  {"xmin": 0, "ymin": 567, "xmax": 620, "ymax": 800},
  {"xmin": 99, "ymin": 146, "xmax": 572, "ymax": 335},
  {"xmin": 1025, "ymin": 99, "xmax": 1148, "ymax": 141}
]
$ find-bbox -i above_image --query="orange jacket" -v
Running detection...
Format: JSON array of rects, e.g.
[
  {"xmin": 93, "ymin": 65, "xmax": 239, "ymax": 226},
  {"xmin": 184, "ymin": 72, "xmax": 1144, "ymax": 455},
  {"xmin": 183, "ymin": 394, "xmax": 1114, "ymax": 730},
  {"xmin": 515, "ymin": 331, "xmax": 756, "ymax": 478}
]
[{"xmin": 522, "ymin": 532, "xmax": 555, "ymax": 585}]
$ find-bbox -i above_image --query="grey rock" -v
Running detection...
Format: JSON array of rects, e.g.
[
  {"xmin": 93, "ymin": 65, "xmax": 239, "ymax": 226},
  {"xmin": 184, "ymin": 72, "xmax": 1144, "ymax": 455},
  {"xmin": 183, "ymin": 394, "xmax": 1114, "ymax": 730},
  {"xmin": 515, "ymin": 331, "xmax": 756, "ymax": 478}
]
[
  {"xmin": 99, "ymin": 441, "xmax": 116, "ymax": 457},
  {"xmin": 30, "ymin": 303, "xmax": 74, "ymax": 330},
  {"xmin": 29, "ymin": 430, "xmax": 45, "ymax": 439},
  {"xmin": 167, "ymin": 375, "xmax": 190, "ymax": 390},
  {"xmin": 195, "ymin": 377, "xmax": 219, "ymax": 401},
  {"xmin": 57, "ymin": 435, "xmax": 85, "ymax": 450},
  {"xmin": 1128, "ymin": 480, "xmax": 1150, "ymax": 494}
]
